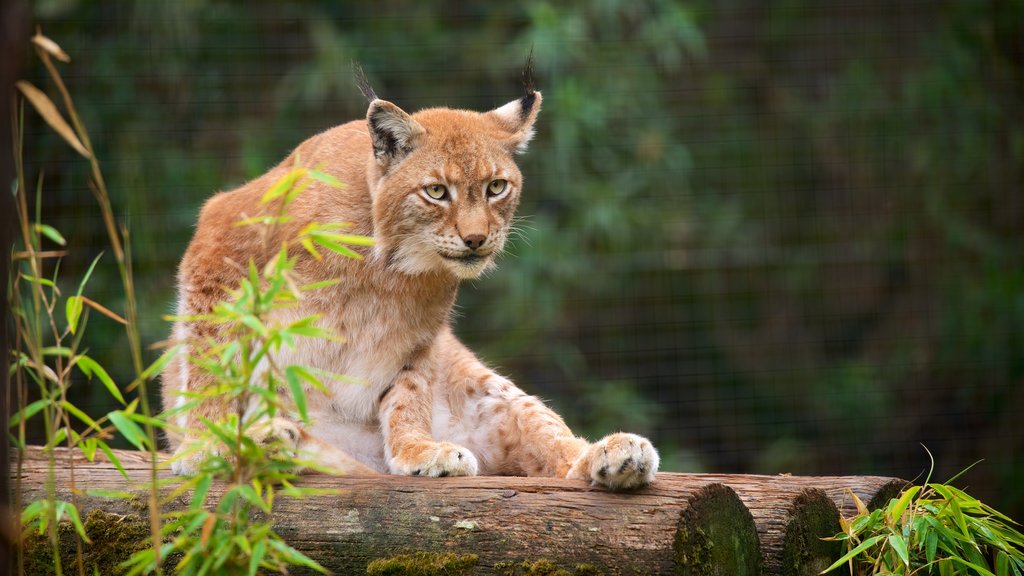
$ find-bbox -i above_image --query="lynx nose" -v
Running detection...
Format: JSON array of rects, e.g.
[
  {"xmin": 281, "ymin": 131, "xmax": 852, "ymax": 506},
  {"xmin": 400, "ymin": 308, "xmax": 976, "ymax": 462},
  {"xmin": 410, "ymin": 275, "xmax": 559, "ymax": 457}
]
[{"xmin": 462, "ymin": 234, "xmax": 486, "ymax": 250}]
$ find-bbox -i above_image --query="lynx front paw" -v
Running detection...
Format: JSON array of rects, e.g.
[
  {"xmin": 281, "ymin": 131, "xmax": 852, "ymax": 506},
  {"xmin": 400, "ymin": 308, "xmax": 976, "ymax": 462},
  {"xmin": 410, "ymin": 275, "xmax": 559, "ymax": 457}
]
[
  {"xmin": 389, "ymin": 441, "xmax": 479, "ymax": 478},
  {"xmin": 572, "ymin": 432, "xmax": 659, "ymax": 490}
]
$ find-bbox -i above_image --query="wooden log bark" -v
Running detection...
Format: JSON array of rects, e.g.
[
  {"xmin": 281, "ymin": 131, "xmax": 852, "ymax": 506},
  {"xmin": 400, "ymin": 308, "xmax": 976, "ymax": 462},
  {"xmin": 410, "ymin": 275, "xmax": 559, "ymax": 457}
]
[{"xmin": 14, "ymin": 447, "xmax": 905, "ymax": 575}]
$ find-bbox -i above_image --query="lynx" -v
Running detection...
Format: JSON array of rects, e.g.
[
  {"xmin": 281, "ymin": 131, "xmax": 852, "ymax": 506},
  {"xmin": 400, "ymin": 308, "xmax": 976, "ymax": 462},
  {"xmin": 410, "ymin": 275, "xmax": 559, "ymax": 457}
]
[{"xmin": 162, "ymin": 67, "xmax": 659, "ymax": 490}]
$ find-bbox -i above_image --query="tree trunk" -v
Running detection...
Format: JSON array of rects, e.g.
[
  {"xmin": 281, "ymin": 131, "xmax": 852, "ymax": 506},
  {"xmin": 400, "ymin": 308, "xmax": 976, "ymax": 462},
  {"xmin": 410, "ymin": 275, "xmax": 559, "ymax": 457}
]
[{"xmin": 14, "ymin": 447, "xmax": 905, "ymax": 575}]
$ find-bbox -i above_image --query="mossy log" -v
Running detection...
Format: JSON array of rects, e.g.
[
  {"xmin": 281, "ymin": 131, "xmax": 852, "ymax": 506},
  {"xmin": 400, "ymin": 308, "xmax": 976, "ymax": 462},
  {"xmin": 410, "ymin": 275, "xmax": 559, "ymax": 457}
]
[{"xmin": 14, "ymin": 447, "xmax": 905, "ymax": 575}]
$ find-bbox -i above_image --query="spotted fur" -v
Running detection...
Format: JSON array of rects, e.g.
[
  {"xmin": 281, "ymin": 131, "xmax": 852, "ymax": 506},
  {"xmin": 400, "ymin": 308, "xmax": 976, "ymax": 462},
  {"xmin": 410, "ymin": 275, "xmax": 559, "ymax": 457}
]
[{"xmin": 162, "ymin": 83, "xmax": 659, "ymax": 490}]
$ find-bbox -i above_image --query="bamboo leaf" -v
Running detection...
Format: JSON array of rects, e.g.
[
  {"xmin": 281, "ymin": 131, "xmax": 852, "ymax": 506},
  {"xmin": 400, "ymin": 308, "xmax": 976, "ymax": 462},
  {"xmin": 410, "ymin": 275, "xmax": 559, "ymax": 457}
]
[
  {"xmin": 85, "ymin": 489, "xmax": 135, "ymax": 500},
  {"xmin": 61, "ymin": 400, "xmax": 99, "ymax": 431},
  {"xmin": 108, "ymin": 410, "xmax": 149, "ymax": 451},
  {"xmin": 821, "ymin": 534, "xmax": 886, "ymax": 573},
  {"xmin": 307, "ymin": 168, "xmax": 344, "ymax": 188},
  {"xmin": 16, "ymin": 81, "xmax": 90, "ymax": 158},
  {"xmin": 890, "ymin": 485, "xmax": 921, "ymax": 525},
  {"xmin": 34, "ymin": 223, "xmax": 66, "ymax": 246},
  {"xmin": 22, "ymin": 274, "xmax": 56, "ymax": 289},
  {"xmin": 97, "ymin": 441, "xmax": 129, "ymax": 480},
  {"xmin": 76, "ymin": 354, "xmax": 125, "ymax": 405},
  {"xmin": 888, "ymin": 533, "xmax": 910, "ymax": 567},
  {"xmin": 285, "ymin": 366, "xmax": 309, "ymax": 422},
  {"xmin": 10, "ymin": 399, "xmax": 49, "ymax": 426},
  {"xmin": 248, "ymin": 538, "xmax": 267, "ymax": 576},
  {"xmin": 66, "ymin": 295, "xmax": 84, "ymax": 334},
  {"xmin": 62, "ymin": 501, "xmax": 91, "ymax": 543}
]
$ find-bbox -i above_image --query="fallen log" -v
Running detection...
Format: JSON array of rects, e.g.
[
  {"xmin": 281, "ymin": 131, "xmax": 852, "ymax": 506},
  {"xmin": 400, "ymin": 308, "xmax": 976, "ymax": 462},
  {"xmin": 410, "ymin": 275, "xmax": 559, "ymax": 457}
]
[{"xmin": 13, "ymin": 447, "xmax": 905, "ymax": 575}]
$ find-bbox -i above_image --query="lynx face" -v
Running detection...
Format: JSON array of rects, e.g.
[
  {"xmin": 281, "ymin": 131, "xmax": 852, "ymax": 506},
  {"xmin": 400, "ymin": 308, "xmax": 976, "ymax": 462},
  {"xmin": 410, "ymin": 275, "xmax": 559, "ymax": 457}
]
[{"xmin": 366, "ymin": 96, "xmax": 540, "ymax": 278}]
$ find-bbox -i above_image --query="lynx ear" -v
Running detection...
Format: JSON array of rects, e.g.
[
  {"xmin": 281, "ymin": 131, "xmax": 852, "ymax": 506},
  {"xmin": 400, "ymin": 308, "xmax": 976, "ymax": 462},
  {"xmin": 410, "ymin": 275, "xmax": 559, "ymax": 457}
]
[
  {"xmin": 488, "ymin": 91, "xmax": 542, "ymax": 154},
  {"xmin": 366, "ymin": 99, "xmax": 425, "ymax": 169}
]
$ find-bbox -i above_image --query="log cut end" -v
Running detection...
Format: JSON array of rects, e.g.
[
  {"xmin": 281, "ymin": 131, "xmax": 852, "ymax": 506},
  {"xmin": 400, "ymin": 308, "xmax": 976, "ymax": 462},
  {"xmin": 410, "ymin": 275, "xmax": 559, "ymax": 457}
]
[
  {"xmin": 674, "ymin": 483, "xmax": 763, "ymax": 576},
  {"xmin": 779, "ymin": 489, "xmax": 842, "ymax": 576}
]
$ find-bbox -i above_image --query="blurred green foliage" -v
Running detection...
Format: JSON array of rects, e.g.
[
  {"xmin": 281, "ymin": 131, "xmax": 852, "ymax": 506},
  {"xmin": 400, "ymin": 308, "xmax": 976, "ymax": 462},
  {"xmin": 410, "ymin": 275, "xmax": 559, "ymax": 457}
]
[{"xmin": 20, "ymin": 0, "xmax": 1024, "ymax": 518}]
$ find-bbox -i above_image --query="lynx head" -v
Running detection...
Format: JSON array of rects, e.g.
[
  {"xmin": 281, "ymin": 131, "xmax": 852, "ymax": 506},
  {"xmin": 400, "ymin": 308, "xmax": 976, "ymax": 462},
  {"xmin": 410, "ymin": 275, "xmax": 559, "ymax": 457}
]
[{"xmin": 358, "ymin": 67, "xmax": 540, "ymax": 279}]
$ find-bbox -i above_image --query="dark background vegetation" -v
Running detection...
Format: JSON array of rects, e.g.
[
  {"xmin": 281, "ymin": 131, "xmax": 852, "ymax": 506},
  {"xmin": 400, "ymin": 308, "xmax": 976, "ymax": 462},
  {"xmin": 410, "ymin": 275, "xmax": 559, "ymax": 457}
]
[{"xmin": 18, "ymin": 0, "xmax": 1024, "ymax": 518}]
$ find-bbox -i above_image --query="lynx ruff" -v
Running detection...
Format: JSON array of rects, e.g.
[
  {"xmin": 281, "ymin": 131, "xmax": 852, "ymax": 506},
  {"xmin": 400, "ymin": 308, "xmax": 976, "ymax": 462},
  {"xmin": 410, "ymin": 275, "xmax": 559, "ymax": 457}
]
[{"xmin": 162, "ymin": 74, "xmax": 659, "ymax": 490}]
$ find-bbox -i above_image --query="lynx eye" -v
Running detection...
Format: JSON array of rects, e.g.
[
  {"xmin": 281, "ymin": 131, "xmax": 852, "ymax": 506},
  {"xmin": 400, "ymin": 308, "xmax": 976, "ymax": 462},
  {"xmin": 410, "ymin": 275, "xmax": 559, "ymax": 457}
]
[
  {"xmin": 487, "ymin": 179, "xmax": 508, "ymax": 197},
  {"xmin": 424, "ymin": 184, "xmax": 449, "ymax": 201}
]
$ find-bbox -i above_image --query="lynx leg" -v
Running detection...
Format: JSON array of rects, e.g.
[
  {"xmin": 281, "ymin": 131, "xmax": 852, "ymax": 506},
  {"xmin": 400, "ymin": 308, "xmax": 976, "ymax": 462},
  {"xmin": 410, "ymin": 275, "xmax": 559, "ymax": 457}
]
[
  {"xmin": 470, "ymin": 371, "xmax": 659, "ymax": 489},
  {"xmin": 380, "ymin": 370, "xmax": 478, "ymax": 477}
]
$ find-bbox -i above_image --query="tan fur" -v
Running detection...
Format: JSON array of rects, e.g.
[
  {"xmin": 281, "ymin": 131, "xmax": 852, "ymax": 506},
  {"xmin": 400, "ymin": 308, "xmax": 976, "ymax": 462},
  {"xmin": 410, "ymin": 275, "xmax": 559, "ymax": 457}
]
[{"xmin": 162, "ymin": 87, "xmax": 659, "ymax": 489}]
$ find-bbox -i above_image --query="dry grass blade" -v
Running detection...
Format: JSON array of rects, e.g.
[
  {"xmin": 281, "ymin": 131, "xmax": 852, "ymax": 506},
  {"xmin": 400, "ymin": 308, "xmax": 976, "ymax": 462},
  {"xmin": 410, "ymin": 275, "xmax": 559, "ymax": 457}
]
[
  {"xmin": 15, "ymin": 81, "xmax": 89, "ymax": 158},
  {"xmin": 31, "ymin": 32, "xmax": 71, "ymax": 62},
  {"xmin": 79, "ymin": 295, "xmax": 128, "ymax": 325}
]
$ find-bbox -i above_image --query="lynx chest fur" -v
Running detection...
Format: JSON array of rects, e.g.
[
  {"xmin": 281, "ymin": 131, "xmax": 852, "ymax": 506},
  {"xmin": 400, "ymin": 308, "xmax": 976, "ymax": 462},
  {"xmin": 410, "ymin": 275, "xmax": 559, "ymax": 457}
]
[{"xmin": 163, "ymin": 74, "xmax": 660, "ymax": 490}]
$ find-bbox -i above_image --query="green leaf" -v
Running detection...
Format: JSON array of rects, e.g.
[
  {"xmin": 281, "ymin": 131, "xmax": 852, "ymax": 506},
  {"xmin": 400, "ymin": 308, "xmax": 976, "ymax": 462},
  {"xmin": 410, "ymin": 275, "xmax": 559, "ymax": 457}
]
[
  {"xmin": 41, "ymin": 346, "xmax": 72, "ymax": 357},
  {"xmin": 248, "ymin": 538, "xmax": 267, "ymax": 576},
  {"xmin": 191, "ymin": 474, "xmax": 212, "ymax": 511},
  {"xmin": 21, "ymin": 274, "xmax": 56, "ymax": 288},
  {"xmin": 889, "ymin": 485, "xmax": 920, "ymax": 525},
  {"xmin": 307, "ymin": 168, "xmax": 344, "ymax": 188},
  {"xmin": 76, "ymin": 252, "xmax": 104, "ymax": 298},
  {"xmin": 310, "ymin": 236, "xmax": 362, "ymax": 260},
  {"xmin": 85, "ymin": 489, "xmax": 135, "ymax": 499},
  {"xmin": 926, "ymin": 524, "xmax": 939, "ymax": 562},
  {"xmin": 61, "ymin": 400, "xmax": 99, "ymax": 431},
  {"xmin": 285, "ymin": 367, "xmax": 309, "ymax": 422},
  {"xmin": 21, "ymin": 500, "xmax": 46, "ymax": 527},
  {"xmin": 34, "ymin": 223, "xmax": 66, "ymax": 246},
  {"xmin": 10, "ymin": 398, "xmax": 49, "ymax": 426},
  {"xmin": 260, "ymin": 167, "xmax": 305, "ymax": 205},
  {"xmin": 132, "ymin": 344, "xmax": 182, "ymax": 390},
  {"xmin": 65, "ymin": 295, "xmax": 84, "ymax": 335},
  {"xmin": 62, "ymin": 501, "xmax": 91, "ymax": 543},
  {"xmin": 97, "ymin": 441, "xmax": 129, "ymax": 480},
  {"xmin": 77, "ymin": 354, "xmax": 125, "ymax": 405},
  {"xmin": 108, "ymin": 410, "xmax": 149, "ymax": 451},
  {"xmin": 821, "ymin": 534, "xmax": 886, "ymax": 573},
  {"xmin": 888, "ymin": 533, "xmax": 910, "ymax": 567},
  {"xmin": 267, "ymin": 539, "xmax": 327, "ymax": 573}
]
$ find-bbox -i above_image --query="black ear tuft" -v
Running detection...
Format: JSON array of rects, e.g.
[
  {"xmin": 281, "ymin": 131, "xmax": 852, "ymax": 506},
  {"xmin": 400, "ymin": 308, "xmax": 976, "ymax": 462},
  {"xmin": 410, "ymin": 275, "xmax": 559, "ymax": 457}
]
[
  {"xmin": 521, "ymin": 48, "xmax": 536, "ymax": 96},
  {"xmin": 353, "ymin": 60, "xmax": 378, "ymax": 102},
  {"xmin": 519, "ymin": 49, "xmax": 538, "ymax": 121}
]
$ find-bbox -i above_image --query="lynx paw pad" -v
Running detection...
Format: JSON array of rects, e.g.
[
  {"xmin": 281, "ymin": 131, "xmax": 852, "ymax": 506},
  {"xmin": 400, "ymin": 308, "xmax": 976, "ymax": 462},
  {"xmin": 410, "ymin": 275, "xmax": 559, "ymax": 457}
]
[
  {"xmin": 583, "ymin": 433, "xmax": 659, "ymax": 490},
  {"xmin": 390, "ymin": 442, "xmax": 479, "ymax": 477}
]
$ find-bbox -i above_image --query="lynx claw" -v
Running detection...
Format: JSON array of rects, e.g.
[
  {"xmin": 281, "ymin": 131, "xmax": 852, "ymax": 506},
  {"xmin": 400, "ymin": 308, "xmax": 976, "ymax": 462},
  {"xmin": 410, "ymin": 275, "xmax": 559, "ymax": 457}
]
[
  {"xmin": 390, "ymin": 441, "xmax": 479, "ymax": 478},
  {"xmin": 576, "ymin": 433, "xmax": 659, "ymax": 490}
]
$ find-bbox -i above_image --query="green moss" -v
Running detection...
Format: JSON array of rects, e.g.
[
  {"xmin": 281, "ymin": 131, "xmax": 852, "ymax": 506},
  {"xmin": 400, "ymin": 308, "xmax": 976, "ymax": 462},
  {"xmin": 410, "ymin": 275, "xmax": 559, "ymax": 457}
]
[
  {"xmin": 366, "ymin": 551, "xmax": 479, "ymax": 575},
  {"xmin": 674, "ymin": 483, "xmax": 763, "ymax": 576},
  {"xmin": 22, "ymin": 509, "xmax": 153, "ymax": 575},
  {"xmin": 493, "ymin": 559, "xmax": 603, "ymax": 575},
  {"xmin": 780, "ymin": 489, "xmax": 842, "ymax": 575}
]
